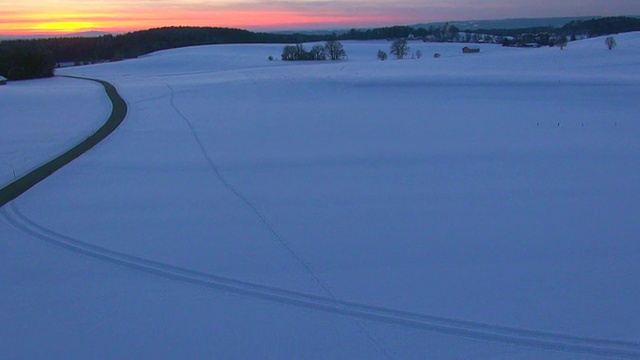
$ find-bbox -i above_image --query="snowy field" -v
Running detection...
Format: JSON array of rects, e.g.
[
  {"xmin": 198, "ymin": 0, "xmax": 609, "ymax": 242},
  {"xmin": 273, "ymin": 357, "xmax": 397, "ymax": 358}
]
[{"xmin": 1, "ymin": 33, "xmax": 640, "ymax": 358}]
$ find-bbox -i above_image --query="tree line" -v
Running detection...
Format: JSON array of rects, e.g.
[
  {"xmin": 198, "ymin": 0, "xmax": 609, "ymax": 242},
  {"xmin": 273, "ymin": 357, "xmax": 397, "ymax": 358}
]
[
  {"xmin": 561, "ymin": 17, "xmax": 640, "ymax": 38},
  {"xmin": 0, "ymin": 27, "xmax": 326, "ymax": 80},
  {"xmin": 0, "ymin": 25, "xmax": 454, "ymax": 79},
  {"xmin": 1, "ymin": 16, "xmax": 638, "ymax": 80},
  {"xmin": 0, "ymin": 42, "xmax": 55, "ymax": 80},
  {"xmin": 473, "ymin": 16, "xmax": 640, "ymax": 47}
]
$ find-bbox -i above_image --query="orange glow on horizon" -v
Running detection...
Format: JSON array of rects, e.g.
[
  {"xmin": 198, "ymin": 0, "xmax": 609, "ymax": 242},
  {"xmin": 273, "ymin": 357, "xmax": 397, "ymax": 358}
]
[
  {"xmin": 2, "ymin": 11, "xmax": 123, "ymax": 35},
  {"xmin": 3, "ymin": 1, "xmax": 637, "ymax": 37},
  {"xmin": 32, "ymin": 21, "xmax": 97, "ymax": 33},
  {"xmin": 1, "ymin": 6, "xmax": 405, "ymax": 36}
]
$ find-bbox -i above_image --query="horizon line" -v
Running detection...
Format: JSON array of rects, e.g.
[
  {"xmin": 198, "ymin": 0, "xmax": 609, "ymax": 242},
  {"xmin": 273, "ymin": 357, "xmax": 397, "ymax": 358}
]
[{"xmin": 3, "ymin": 14, "xmax": 634, "ymax": 40}]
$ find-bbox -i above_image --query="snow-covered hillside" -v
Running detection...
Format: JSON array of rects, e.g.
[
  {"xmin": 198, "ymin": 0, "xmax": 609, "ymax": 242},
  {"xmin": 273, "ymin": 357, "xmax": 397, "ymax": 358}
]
[{"xmin": 2, "ymin": 33, "xmax": 639, "ymax": 359}]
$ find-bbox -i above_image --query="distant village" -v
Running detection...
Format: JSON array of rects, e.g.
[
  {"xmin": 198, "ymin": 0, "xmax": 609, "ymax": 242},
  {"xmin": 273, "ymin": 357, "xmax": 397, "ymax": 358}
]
[
  {"xmin": 403, "ymin": 16, "xmax": 640, "ymax": 48},
  {"xmin": 404, "ymin": 22, "xmax": 582, "ymax": 48}
]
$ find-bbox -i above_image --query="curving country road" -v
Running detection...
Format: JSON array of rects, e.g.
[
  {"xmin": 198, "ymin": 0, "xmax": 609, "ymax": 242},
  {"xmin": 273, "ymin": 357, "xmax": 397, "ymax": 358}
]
[
  {"xmin": 2, "ymin": 76, "xmax": 640, "ymax": 359},
  {"xmin": 0, "ymin": 75, "xmax": 127, "ymax": 207}
]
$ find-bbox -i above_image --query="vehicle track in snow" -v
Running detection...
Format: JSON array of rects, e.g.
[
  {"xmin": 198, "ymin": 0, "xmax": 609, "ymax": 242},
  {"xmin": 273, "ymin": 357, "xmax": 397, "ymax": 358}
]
[
  {"xmin": 3, "ymin": 202, "xmax": 640, "ymax": 359},
  {"xmin": 166, "ymin": 83, "xmax": 392, "ymax": 359},
  {"xmin": 3, "ymin": 77, "xmax": 640, "ymax": 358},
  {"xmin": 165, "ymin": 83, "xmax": 336, "ymax": 299},
  {"xmin": 3, "ymin": 77, "xmax": 640, "ymax": 359}
]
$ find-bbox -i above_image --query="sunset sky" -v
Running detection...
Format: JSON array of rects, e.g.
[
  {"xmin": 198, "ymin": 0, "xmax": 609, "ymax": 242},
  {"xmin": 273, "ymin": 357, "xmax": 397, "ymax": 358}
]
[{"xmin": 1, "ymin": 0, "xmax": 639, "ymax": 36}]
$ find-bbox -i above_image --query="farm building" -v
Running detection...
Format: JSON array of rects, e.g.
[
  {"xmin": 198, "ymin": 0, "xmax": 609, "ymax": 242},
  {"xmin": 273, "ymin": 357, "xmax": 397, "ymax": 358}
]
[
  {"xmin": 0, "ymin": 76, "xmax": 7, "ymax": 85},
  {"xmin": 462, "ymin": 47, "xmax": 480, "ymax": 54}
]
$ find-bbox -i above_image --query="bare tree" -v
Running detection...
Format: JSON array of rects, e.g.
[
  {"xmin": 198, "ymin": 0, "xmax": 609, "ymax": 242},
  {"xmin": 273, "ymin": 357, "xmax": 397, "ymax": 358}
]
[
  {"xmin": 324, "ymin": 40, "xmax": 347, "ymax": 60},
  {"xmin": 281, "ymin": 44, "xmax": 298, "ymax": 61},
  {"xmin": 310, "ymin": 44, "xmax": 327, "ymax": 60},
  {"xmin": 281, "ymin": 44, "xmax": 313, "ymax": 61},
  {"xmin": 556, "ymin": 36, "xmax": 568, "ymax": 50},
  {"xmin": 415, "ymin": 49, "xmax": 423, "ymax": 59},
  {"xmin": 605, "ymin": 36, "xmax": 617, "ymax": 50},
  {"xmin": 390, "ymin": 38, "xmax": 410, "ymax": 59}
]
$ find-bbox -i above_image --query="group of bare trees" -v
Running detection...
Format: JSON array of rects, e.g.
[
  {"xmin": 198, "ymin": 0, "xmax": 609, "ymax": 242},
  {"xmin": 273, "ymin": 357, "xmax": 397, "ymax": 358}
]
[
  {"xmin": 377, "ymin": 39, "xmax": 422, "ymax": 60},
  {"xmin": 281, "ymin": 40, "xmax": 347, "ymax": 61},
  {"xmin": 280, "ymin": 33, "xmax": 619, "ymax": 64}
]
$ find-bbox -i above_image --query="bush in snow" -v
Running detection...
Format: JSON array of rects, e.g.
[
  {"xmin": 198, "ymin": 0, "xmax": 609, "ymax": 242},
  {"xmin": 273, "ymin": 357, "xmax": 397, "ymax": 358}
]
[
  {"xmin": 605, "ymin": 36, "xmax": 617, "ymax": 50},
  {"xmin": 377, "ymin": 50, "xmax": 388, "ymax": 61},
  {"xmin": 556, "ymin": 36, "xmax": 568, "ymax": 50}
]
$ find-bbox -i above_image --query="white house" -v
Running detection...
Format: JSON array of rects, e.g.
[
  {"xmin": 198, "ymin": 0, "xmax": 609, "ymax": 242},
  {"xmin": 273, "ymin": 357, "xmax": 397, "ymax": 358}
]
[{"xmin": 0, "ymin": 76, "xmax": 7, "ymax": 85}]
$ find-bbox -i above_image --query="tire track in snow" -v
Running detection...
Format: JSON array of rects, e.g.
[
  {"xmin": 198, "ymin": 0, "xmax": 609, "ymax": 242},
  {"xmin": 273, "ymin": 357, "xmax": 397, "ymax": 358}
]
[
  {"xmin": 166, "ymin": 83, "xmax": 392, "ymax": 359},
  {"xmin": 3, "ymin": 202, "xmax": 640, "ymax": 359},
  {"xmin": 165, "ymin": 83, "xmax": 336, "ymax": 300},
  {"xmin": 2, "ymin": 77, "xmax": 638, "ymax": 358}
]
